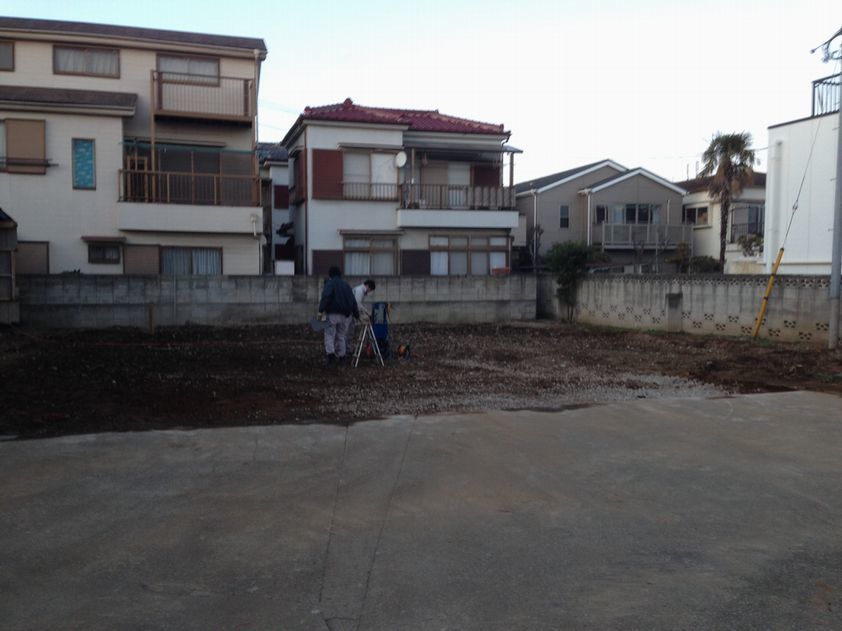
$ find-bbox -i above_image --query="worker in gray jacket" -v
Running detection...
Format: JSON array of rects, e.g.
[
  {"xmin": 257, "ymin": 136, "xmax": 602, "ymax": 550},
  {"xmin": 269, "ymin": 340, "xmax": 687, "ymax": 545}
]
[
  {"xmin": 346, "ymin": 279, "xmax": 376, "ymax": 351},
  {"xmin": 318, "ymin": 266, "xmax": 359, "ymax": 365}
]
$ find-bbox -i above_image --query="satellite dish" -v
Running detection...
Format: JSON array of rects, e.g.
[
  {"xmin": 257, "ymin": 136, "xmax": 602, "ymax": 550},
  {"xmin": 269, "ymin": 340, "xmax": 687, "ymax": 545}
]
[{"xmin": 395, "ymin": 151, "xmax": 407, "ymax": 168}]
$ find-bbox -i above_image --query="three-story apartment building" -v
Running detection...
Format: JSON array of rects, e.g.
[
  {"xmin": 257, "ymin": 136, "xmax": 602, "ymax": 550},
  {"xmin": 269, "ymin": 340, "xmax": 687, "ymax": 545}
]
[
  {"xmin": 281, "ymin": 98, "xmax": 521, "ymax": 276},
  {"xmin": 0, "ymin": 17, "xmax": 266, "ymax": 275}
]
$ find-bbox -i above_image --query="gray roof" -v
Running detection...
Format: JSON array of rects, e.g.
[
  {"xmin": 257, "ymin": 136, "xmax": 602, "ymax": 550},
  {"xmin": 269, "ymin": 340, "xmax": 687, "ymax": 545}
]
[
  {"xmin": 515, "ymin": 160, "xmax": 615, "ymax": 194},
  {"xmin": 0, "ymin": 85, "xmax": 137, "ymax": 110},
  {"xmin": 0, "ymin": 207, "xmax": 16, "ymax": 227},
  {"xmin": 257, "ymin": 142, "xmax": 289, "ymax": 163},
  {"xmin": 0, "ymin": 16, "xmax": 267, "ymax": 53},
  {"xmin": 675, "ymin": 172, "xmax": 766, "ymax": 194}
]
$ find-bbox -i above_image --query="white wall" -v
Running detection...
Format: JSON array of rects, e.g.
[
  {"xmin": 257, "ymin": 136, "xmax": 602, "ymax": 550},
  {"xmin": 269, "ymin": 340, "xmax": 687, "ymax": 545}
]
[
  {"xmin": 0, "ymin": 112, "xmax": 125, "ymax": 274},
  {"xmin": 685, "ymin": 185, "xmax": 766, "ymax": 261},
  {"xmin": 765, "ymin": 113, "xmax": 838, "ymax": 274}
]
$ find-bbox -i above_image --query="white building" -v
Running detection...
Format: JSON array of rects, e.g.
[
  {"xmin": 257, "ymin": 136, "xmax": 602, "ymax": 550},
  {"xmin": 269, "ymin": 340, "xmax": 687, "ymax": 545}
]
[
  {"xmin": 674, "ymin": 173, "xmax": 766, "ymax": 274},
  {"xmin": 281, "ymin": 98, "xmax": 521, "ymax": 276},
  {"xmin": 764, "ymin": 73, "xmax": 839, "ymax": 274},
  {"xmin": 0, "ymin": 17, "xmax": 267, "ymax": 276}
]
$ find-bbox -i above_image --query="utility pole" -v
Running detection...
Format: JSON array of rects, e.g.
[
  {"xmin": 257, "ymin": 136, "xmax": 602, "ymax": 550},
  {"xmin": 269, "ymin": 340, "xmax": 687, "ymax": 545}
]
[{"xmin": 821, "ymin": 29, "xmax": 842, "ymax": 348}]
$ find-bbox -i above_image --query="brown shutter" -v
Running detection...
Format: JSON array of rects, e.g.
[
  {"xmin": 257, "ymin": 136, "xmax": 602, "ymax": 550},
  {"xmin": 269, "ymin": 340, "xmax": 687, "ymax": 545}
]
[
  {"xmin": 124, "ymin": 245, "xmax": 161, "ymax": 274},
  {"xmin": 312, "ymin": 250, "xmax": 343, "ymax": 276},
  {"xmin": 311, "ymin": 149, "xmax": 343, "ymax": 199},
  {"xmin": 472, "ymin": 164, "xmax": 500, "ymax": 187},
  {"xmin": 15, "ymin": 241, "xmax": 50, "ymax": 274},
  {"xmin": 273, "ymin": 185, "xmax": 289, "ymax": 209},
  {"xmin": 6, "ymin": 119, "xmax": 46, "ymax": 174}
]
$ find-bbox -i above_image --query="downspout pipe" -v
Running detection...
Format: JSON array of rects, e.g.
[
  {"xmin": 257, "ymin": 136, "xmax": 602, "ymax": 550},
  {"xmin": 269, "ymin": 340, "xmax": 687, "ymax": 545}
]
[{"xmin": 532, "ymin": 190, "xmax": 538, "ymax": 272}]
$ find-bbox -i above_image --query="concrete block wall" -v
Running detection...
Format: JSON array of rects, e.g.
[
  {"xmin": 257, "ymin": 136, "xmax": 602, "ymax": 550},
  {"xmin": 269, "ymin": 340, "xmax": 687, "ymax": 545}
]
[
  {"xmin": 566, "ymin": 274, "xmax": 837, "ymax": 344},
  {"xmin": 17, "ymin": 274, "xmax": 536, "ymax": 328}
]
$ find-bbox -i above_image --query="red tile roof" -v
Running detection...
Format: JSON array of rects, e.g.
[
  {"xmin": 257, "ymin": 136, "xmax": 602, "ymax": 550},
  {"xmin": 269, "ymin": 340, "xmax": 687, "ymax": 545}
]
[{"xmin": 300, "ymin": 98, "xmax": 505, "ymax": 135}]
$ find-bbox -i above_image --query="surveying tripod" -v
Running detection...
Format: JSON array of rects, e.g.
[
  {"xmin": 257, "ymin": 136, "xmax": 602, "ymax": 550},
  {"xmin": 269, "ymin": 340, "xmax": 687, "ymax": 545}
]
[{"xmin": 352, "ymin": 320, "xmax": 385, "ymax": 368}]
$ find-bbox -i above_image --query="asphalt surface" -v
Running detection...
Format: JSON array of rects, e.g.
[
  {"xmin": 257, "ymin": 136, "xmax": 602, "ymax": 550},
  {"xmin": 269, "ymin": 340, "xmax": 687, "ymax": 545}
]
[{"xmin": 2, "ymin": 391, "xmax": 842, "ymax": 630}]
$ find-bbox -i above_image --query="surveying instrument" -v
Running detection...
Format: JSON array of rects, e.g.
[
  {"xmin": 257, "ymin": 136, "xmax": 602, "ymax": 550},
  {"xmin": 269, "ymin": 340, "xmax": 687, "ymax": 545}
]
[{"xmin": 352, "ymin": 319, "xmax": 384, "ymax": 367}]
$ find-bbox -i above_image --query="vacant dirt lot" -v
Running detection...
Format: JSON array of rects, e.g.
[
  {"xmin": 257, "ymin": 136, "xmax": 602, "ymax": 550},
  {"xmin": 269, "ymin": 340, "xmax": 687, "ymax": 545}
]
[{"xmin": 2, "ymin": 322, "xmax": 841, "ymax": 439}]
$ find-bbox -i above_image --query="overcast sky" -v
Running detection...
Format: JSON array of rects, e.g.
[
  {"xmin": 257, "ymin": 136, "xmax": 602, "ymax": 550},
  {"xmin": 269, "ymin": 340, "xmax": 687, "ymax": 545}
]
[{"xmin": 4, "ymin": 0, "xmax": 842, "ymax": 182}]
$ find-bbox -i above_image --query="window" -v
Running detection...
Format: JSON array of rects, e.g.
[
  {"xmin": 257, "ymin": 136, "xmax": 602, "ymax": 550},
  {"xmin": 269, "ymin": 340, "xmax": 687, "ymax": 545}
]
[
  {"xmin": 683, "ymin": 206, "xmax": 709, "ymax": 225},
  {"xmin": 343, "ymin": 237, "xmax": 396, "ymax": 275},
  {"xmin": 72, "ymin": 139, "xmax": 96, "ymax": 189},
  {"xmin": 559, "ymin": 205, "xmax": 569, "ymax": 228},
  {"xmin": 341, "ymin": 151, "xmax": 397, "ymax": 200},
  {"xmin": 161, "ymin": 247, "xmax": 222, "ymax": 275},
  {"xmin": 730, "ymin": 204, "xmax": 765, "ymax": 242},
  {"xmin": 1, "ymin": 119, "xmax": 47, "ymax": 174},
  {"xmin": 0, "ymin": 41, "xmax": 13, "ymax": 71},
  {"xmin": 54, "ymin": 46, "xmax": 119, "ymax": 78},
  {"xmin": 595, "ymin": 203, "xmax": 661, "ymax": 224},
  {"xmin": 88, "ymin": 243, "xmax": 121, "ymax": 264},
  {"xmin": 430, "ymin": 235, "xmax": 508, "ymax": 276},
  {"xmin": 157, "ymin": 54, "xmax": 219, "ymax": 85}
]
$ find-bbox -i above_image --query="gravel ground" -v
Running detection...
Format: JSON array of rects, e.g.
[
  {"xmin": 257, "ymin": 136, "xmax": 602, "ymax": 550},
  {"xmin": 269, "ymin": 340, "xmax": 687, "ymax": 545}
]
[{"xmin": 1, "ymin": 320, "xmax": 841, "ymax": 439}]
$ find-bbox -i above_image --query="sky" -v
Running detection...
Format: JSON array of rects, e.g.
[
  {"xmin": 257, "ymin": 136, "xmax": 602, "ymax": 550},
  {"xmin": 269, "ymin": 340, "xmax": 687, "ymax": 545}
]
[{"xmin": 4, "ymin": 0, "xmax": 842, "ymax": 182}]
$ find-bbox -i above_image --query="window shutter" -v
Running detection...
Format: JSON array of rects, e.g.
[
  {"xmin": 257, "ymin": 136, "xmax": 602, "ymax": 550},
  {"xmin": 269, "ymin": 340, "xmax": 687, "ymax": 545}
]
[
  {"xmin": 6, "ymin": 119, "xmax": 46, "ymax": 174},
  {"xmin": 273, "ymin": 185, "xmax": 289, "ymax": 209},
  {"xmin": 312, "ymin": 149, "xmax": 343, "ymax": 199}
]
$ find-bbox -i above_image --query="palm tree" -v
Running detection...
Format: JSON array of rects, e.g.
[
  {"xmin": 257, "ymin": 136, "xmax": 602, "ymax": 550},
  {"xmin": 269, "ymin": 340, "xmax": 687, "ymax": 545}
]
[{"xmin": 700, "ymin": 132, "xmax": 755, "ymax": 269}]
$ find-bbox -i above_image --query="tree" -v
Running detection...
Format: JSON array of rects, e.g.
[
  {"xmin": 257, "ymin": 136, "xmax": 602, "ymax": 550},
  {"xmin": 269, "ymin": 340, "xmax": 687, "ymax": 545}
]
[
  {"xmin": 544, "ymin": 241, "xmax": 605, "ymax": 321},
  {"xmin": 700, "ymin": 132, "xmax": 755, "ymax": 269}
]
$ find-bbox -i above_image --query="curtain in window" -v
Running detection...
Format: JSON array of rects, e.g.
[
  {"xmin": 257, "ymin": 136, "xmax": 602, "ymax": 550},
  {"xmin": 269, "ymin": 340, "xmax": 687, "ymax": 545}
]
[
  {"xmin": 158, "ymin": 55, "xmax": 219, "ymax": 82},
  {"xmin": 371, "ymin": 252, "xmax": 394, "ymax": 275},
  {"xmin": 430, "ymin": 251, "xmax": 448, "ymax": 276},
  {"xmin": 161, "ymin": 248, "xmax": 191, "ymax": 275},
  {"xmin": 345, "ymin": 252, "xmax": 370, "ymax": 276},
  {"xmin": 55, "ymin": 47, "xmax": 118, "ymax": 76},
  {"xmin": 450, "ymin": 251, "xmax": 468, "ymax": 275},
  {"xmin": 0, "ymin": 42, "xmax": 13, "ymax": 70},
  {"xmin": 470, "ymin": 252, "xmax": 489, "ymax": 275},
  {"xmin": 0, "ymin": 122, "xmax": 5, "ymax": 167},
  {"xmin": 192, "ymin": 248, "xmax": 221, "ymax": 275}
]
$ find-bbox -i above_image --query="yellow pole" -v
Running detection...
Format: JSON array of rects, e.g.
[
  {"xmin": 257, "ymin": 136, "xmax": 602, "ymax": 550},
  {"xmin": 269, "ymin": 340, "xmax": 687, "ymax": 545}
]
[{"xmin": 751, "ymin": 247, "xmax": 785, "ymax": 339}]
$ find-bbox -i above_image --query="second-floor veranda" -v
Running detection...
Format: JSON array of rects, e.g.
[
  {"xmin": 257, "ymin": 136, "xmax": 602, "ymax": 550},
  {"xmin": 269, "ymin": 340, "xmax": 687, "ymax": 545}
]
[{"xmin": 340, "ymin": 142, "xmax": 520, "ymax": 210}]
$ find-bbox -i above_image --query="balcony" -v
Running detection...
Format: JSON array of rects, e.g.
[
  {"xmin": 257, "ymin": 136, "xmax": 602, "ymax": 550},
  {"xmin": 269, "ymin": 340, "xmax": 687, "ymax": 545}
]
[
  {"xmin": 400, "ymin": 184, "xmax": 516, "ymax": 210},
  {"xmin": 595, "ymin": 223, "xmax": 691, "ymax": 250},
  {"xmin": 342, "ymin": 182, "xmax": 399, "ymax": 201},
  {"xmin": 152, "ymin": 71, "xmax": 255, "ymax": 124},
  {"xmin": 119, "ymin": 169, "xmax": 259, "ymax": 206},
  {"xmin": 812, "ymin": 73, "xmax": 840, "ymax": 117}
]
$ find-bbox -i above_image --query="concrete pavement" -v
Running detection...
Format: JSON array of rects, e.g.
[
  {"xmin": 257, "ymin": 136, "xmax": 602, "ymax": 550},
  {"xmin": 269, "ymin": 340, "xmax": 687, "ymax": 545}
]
[{"xmin": 2, "ymin": 391, "xmax": 842, "ymax": 629}]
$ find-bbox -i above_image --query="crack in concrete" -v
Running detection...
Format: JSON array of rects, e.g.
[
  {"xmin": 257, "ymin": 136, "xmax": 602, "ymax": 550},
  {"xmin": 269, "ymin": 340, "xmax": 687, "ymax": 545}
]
[
  {"xmin": 318, "ymin": 424, "xmax": 351, "ymax": 607},
  {"xmin": 354, "ymin": 415, "xmax": 417, "ymax": 631}
]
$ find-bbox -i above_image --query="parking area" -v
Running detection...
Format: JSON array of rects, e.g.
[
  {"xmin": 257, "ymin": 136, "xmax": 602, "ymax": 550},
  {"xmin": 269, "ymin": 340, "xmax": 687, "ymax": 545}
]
[{"xmin": 2, "ymin": 391, "xmax": 841, "ymax": 629}]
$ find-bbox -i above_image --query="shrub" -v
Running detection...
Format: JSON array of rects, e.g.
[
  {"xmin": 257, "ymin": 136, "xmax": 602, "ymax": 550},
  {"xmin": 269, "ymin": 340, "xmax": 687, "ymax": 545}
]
[
  {"xmin": 736, "ymin": 234, "xmax": 763, "ymax": 257},
  {"xmin": 689, "ymin": 255, "xmax": 722, "ymax": 273},
  {"xmin": 545, "ymin": 241, "xmax": 604, "ymax": 320}
]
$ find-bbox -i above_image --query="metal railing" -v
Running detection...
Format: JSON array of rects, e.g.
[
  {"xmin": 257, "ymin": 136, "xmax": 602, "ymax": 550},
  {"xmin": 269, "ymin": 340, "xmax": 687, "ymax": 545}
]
[
  {"xmin": 119, "ymin": 169, "xmax": 260, "ymax": 206},
  {"xmin": 400, "ymin": 184, "xmax": 516, "ymax": 210},
  {"xmin": 597, "ymin": 223, "xmax": 691, "ymax": 249},
  {"xmin": 730, "ymin": 222, "xmax": 764, "ymax": 243},
  {"xmin": 342, "ymin": 182, "xmax": 399, "ymax": 201},
  {"xmin": 812, "ymin": 73, "xmax": 840, "ymax": 116},
  {"xmin": 152, "ymin": 71, "xmax": 255, "ymax": 120}
]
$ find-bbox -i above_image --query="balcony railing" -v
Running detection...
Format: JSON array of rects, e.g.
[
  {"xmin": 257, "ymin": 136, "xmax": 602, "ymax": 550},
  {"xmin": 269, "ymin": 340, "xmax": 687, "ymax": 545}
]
[
  {"xmin": 812, "ymin": 73, "xmax": 840, "ymax": 117},
  {"xmin": 596, "ymin": 223, "xmax": 691, "ymax": 249},
  {"xmin": 152, "ymin": 71, "xmax": 255, "ymax": 123},
  {"xmin": 730, "ymin": 222, "xmax": 764, "ymax": 243},
  {"xmin": 119, "ymin": 169, "xmax": 260, "ymax": 206},
  {"xmin": 342, "ymin": 182, "xmax": 399, "ymax": 201},
  {"xmin": 400, "ymin": 184, "xmax": 516, "ymax": 210}
]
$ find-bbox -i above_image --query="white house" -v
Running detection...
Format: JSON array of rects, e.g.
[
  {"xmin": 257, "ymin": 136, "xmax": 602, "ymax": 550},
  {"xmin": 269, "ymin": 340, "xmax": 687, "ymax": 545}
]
[
  {"xmin": 281, "ymin": 98, "xmax": 521, "ymax": 276},
  {"xmin": 764, "ymin": 72, "xmax": 839, "ymax": 274},
  {"xmin": 674, "ymin": 173, "xmax": 766, "ymax": 273},
  {"xmin": 0, "ymin": 17, "xmax": 267, "ymax": 276}
]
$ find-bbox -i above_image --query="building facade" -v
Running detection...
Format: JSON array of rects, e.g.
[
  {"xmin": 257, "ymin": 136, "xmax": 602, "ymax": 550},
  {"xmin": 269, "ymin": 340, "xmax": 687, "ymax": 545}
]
[
  {"xmin": 516, "ymin": 161, "xmax": 689, "ymax": 272},
  {"xmin": 675, "ymin": 173, "xmax": 766, "ymax": 273},
  {"xmin": 764, "ymin": 72, "xmax": 839, "ymax": 275},
  {"xmin": 0, "ymin": 17, "xmax": 267, "ymax": 276},
  {"xmin": 281, "ymin": 98, "xmax": 520, "ymax": 276}
]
